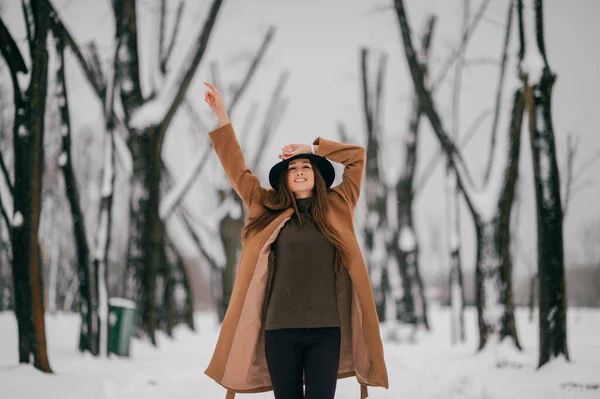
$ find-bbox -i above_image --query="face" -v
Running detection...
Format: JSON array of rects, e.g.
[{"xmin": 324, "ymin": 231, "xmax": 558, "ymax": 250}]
[{"xmin": 286, "ymin": 158, "xmax": 315, "ymax": 198}]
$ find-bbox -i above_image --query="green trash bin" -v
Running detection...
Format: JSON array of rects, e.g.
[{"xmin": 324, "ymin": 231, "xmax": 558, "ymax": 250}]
[{"xmin": 108, "ymin": 298, "xmax": 136, "ymax": 357}]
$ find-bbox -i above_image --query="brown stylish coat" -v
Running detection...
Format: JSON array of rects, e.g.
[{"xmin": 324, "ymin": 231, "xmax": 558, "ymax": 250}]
[{"xmin": 205, "ymin": 123, "xmax": 389, "ymax": 399}]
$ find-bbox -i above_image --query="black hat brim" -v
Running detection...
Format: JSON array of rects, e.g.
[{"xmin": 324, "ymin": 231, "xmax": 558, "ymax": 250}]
[{"xmin": 269, "ymin": 154, "xmax": 335, "ymax": 190}]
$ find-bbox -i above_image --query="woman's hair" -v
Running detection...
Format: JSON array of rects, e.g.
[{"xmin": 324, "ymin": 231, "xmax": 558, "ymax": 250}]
[{"xmin": 241, "ymin": 160, "xmax": 346, "ymax": 273}]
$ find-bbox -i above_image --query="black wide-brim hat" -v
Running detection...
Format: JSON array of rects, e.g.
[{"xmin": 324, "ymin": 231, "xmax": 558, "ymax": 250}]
[{"xmin": 269, "ymin": 154, "xmax": 335, "ymax": 190}]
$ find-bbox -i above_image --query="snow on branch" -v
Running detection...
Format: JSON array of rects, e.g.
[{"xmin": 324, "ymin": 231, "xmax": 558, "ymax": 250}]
[
  {"xmin": 130, "ymin": 0, "xmax": 223, "ymax": 142},
  {"xmin": 47, "ymin": 1, "xmax": 105, "ymax": 99},
  {"xmin": 517, "ymin": 0, "xmax": 545, "ymax": 85}
]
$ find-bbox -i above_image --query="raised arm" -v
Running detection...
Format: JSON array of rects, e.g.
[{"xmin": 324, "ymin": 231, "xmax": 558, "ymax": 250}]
[
  {"xmin": 313, "ymin": 137, "xmax": 366, "ymax": 207},
  {"xmin": 209, "ymin": 123, "xmax": 260, "ymax": 208},
  {"xmin": 205, "ymin": 82, "xmax": 260, "ymax": 208}
]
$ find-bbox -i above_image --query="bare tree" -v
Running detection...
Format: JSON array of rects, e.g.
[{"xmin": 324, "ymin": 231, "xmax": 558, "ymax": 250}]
[
  {"xmin": 394, "ymin": 0, "xmax": 524, "ymax": 350},
  {"xmin": 48, "ymin": 0, "xmax": 224, "ymax": 344},
  {"xmin": 360, "ymin": 48, "xmax": 391, "ymax": 323},
  {"xmin": 53, "ymin": 32, "xmax": 97, "ymax": 354},
  {"xmin": 0, "ymin": 0, "xmax": 52, "ymax": 372},
  {"xmin": 390, "ymin": 16, "xmax": 436, "ymax": 332},
  {"xmin": 516, "ymin": 0, "xmax": 569, "ymax": 367}
]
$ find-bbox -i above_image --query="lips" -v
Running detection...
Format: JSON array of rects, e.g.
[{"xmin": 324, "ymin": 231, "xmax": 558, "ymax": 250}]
[{"xmin": 294, "ymin": 178, "xmax": 307, "ymax": 183}]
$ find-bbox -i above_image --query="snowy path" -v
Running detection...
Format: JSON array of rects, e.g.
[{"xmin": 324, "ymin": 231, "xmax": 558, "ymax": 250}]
[{"xmin": 1, "ymin": 308, "xmax": 599, "ymax": 399}]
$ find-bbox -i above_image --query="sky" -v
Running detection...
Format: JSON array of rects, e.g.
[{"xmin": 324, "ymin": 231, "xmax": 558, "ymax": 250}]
[{"xmin": 1, "ymin": 0, "xmax": 599, "ymax": 281}]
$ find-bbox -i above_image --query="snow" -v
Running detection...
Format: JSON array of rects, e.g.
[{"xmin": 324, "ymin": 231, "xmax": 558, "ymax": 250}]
[
  {"xmin": 12, "ymin": 211, "xmax": 23, "ymax": 227},
  {"xmin": 121, "ymin": 78, "xmax": 134, "ymax": 94},
  {"xmin": 129, "ymin": 97, "xmax": 169, "ymax": 130},
  {"xmin": 108, "ymin": 298, "xmax": 136, "ymax": 310},
  {"xmin": 58, "ymin": 152, "xmax": 68, "ymax": 167},
  {"xmin": 100, "ymin": 135, "xmax": 114, "ymax": 198},
  {"xmin": 399, "ymin": 226, "xmax": 417, "ymax": 252},
  {"xmin": 519, "ymin": 0, "xmax": 546, "ymax": 84},
  {"xmin": 18, "ymin": 125, "xmax": 28, "ymax": 137},
  {"xmin": 2, "ymin": 308, "xmax": 599, "ymax": 398}
]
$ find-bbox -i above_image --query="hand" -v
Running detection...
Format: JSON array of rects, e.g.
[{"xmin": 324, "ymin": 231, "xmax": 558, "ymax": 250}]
[
  {"xmin": 204, "ymin": 82, "xmax": 230, "ymax": 126},
  {"xmin": 279, "ymin": 144, "xmax": 311, "ymax": 160}
]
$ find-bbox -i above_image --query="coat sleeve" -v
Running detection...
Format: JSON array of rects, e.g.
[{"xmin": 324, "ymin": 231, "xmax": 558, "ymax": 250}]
[
  {"xmin": 313, "ymin": 137, "xmax": 366, "ymax": 207},
  {"xmin": 209, "ymin": 123, "xmax": 261, "ymax": 208}
]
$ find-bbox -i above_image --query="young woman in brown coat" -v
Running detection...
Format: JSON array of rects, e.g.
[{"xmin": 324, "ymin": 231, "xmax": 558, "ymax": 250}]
[{"xmin": 203, "ymin": 82, "xmax": 388, "ymax": 399}]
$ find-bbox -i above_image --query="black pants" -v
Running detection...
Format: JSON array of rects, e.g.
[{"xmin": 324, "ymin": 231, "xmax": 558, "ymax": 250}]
[{"xmin": 265, "ymin": 327, "xmax": 341, "ymax": 399}]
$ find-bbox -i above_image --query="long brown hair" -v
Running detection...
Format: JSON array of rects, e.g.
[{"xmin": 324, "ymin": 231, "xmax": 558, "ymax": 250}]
[{"xmin": 241, "ymin": 160, "xmax": 347, "ymax": 273}]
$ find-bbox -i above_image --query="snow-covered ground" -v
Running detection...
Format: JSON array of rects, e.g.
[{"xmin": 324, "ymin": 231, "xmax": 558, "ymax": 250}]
[{"xmin": 1, "ymin": 307, "xmax": 599, "ymax": 399}]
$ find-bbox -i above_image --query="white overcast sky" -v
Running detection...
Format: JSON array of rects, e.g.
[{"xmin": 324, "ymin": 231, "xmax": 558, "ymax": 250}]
[{"xmin": 2, "ymin": 0, "xmax": 599, "ymax": 278}]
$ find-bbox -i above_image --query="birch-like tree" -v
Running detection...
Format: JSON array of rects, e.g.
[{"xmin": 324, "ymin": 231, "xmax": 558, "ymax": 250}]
[
  {"xmin": 0, "ymin": 0, "xmax": 52, "ymax": 372},
  {"xmin": 394, "ymin": 0, "xmax": 525, "ymax": 350},
  {"xmin": 516, "ymin": 0, "xmax": 569, "ymax": 367}
]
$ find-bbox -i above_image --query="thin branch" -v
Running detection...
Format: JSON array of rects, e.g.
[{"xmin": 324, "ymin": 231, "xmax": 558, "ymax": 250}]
[
  {"xmin": 401, "ymin": 14, "xmax": 436, "ymax": 186},
  {"xmin": 47, "ymin": 1, "xmax": 105, "ymax": 99},
  {"xmin": 573, "ymin": 149, "xmax": 600, "ymax": 178},
  {"xmin": 373, "ymin": 52, "xmax": 387, "ymax": 140},
  {"xmin": 158, "ymin": 0, "xmax": 166, "ymax": 70},
  {"xmin": 160, "ymin": 148, "xmax": 212, "ymax": 221},
  {"xmin": 155, "ymin": 0, "xmax": 224, "ymax": 147},
  {"xmin": 251, "ymin": 70, "xmax": 290, "ymax": 169},
  {"xmin": 482, "ymin": 0, "xmax": 514, "ymax": 184},
  {"xmin": 162, "ymin": 32, "xmax": 276, "ymax": 221},
  {"xmin": 562, "ymin": 132, "xmax": 578, "ymax": 219},
  {"xmin": 183, "ymin": 98, "xmax": 208, "ymax": 151},
  {"xmin": 430, "ymin": 0, "xmax": 493, "ymax": 91},
  {"xmin": 176, "ymin": 207, "xmax": 219, "ymax": 270},
  {"xmin": 394, "ymin": 0, "xmax": 478, "ymax": 212},
  {"xmin": 0, "ymin": 188, "xmax": 12, "ymax": 240},
  {"xmin": 0, "ymin": 150, "xmax": 13, "ymax": 195},
  {"xmin": 21, "ymin": 0, "xmax": 34, "ymax": 50},
  {"xmin": 227, "ymin": 25, "xmax": 276, "ymax": 117},
  {"xmin": 85, "ymin": 41, "xmax": 106, "ymax": 94},
  {"xmin": 161, "ymin": 0, "xmax": 185, "ymax": 74},
  {"xmin": 238, "ymin": 100, "xmax": 259, "ymax": 151},
  {"xmin": 337, "ymin": 122, "xmax": 350, "ymax": 143},
  {"xmin": 210, "ymin": 60, "xmax": 223, "ymax": 100},
  {"xmin": 0, "ymin": 17, "xmax": 28, "ymax": 101},
  {"xmin": 464, "ymin": 57, "xmax": 500, "ymax": 68},
  {"xmin": 361, "ymin": 48, "xmax": 373, "ymax": 138},
  {"xmin": 414, "ymin": 108, "xmax": 492, "ymax": 197}
]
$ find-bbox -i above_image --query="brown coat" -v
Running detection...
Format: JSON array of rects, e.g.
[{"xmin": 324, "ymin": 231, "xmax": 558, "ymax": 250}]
[{"xmin": 205, "ymin": 123, "xmax": 389, "ymax": 399}]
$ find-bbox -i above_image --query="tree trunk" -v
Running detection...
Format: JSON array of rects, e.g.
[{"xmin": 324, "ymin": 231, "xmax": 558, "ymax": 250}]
[
  {"xmin": 393, "ymin": 16, "xmax": 436, "ymax": 330},
  {"xmin": 217, "ymin": 197, "xmax": 244, "ymax": 322},
  {"xmin": 360, "ymin": 48, "xmax": 391, "ymax": 322},
  {"xmin": 475, "ymin": 218, "xmax": 521, "ymax": 350},
  {"xmin": 446, "ymin": 164, "xmax": 466, "ymax": 344},
  {"xmin": 3, "ymin": 0, "xmax": 52, "ymax": 372},
  {"xmin": 394, "ymin": 0, "xmax": 522, "ymax": 350},
  {"xmin": 517, "ymin": 0, "xmax": 568, "ymax": 367},
  {"xmin": 92, "ymin": 126, "xmax": 117, "ymax": 356},
  {"xmin": 528, "ymin": 56, "xmax": 569, "ymax": 366},
  {"xmin": 54, "ymin": 35, "xmax": 97, "ymax": 355}
]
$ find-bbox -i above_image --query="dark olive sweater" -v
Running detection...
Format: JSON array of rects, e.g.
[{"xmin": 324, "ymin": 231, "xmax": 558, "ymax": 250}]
[{"xmin": 264, "ymin": 198, "xmax": 340, "ymax": 330}]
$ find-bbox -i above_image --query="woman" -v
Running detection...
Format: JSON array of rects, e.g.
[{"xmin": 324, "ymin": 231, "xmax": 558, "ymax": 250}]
[{"xmin": 203, "ymin": 82, "xmax": 388, "ymax": 399}]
